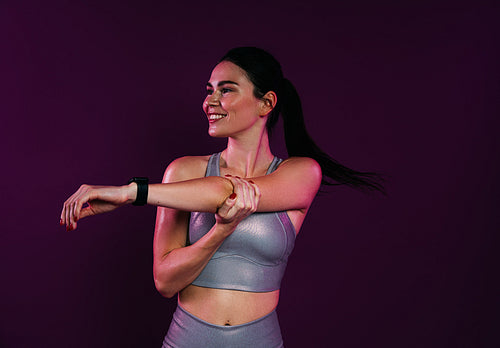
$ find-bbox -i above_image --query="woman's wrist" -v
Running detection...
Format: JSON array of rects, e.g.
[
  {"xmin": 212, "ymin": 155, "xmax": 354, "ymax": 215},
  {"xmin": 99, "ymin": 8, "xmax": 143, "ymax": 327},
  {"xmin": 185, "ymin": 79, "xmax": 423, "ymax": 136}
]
[
  {"xmin": 127, "ymin": 177, "xmax": 149, "ymax": 205},
  {"xmin": 125, "ymin": 182, "xmax": 138, "ymax": 204},
  {"xmin": 214, "ymin": 220, "xmax": 238, "ymax": 238}
]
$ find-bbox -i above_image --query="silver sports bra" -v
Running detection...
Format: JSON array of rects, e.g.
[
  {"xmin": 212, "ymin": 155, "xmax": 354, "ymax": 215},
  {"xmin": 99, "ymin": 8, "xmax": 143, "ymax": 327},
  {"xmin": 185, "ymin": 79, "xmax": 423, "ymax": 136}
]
[{"xmin": 189, "ymin": 152, "xmax": 296, "ymax": 292}]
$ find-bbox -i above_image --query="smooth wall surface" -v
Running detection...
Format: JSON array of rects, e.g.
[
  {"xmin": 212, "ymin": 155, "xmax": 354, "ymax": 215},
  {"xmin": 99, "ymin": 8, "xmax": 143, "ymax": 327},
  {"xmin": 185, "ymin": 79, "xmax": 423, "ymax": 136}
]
[{"xmin": 1, "ymin": 1, "xmax": 499, "ymax": 347}]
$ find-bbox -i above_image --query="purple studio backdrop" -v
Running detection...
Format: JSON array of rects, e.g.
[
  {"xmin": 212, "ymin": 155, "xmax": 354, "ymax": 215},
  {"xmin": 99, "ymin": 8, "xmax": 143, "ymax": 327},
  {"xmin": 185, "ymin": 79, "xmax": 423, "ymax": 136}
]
[{"xmin": 1, "ymin": 1, "xmax": 499, "ymax": 347}]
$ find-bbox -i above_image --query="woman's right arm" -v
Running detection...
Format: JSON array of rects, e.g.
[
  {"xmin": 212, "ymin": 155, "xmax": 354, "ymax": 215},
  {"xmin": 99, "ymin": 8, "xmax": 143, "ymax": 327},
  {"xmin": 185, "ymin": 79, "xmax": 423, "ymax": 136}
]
[
  {"xmin": 60, "ymin": 156, "xmax": 320, "ymax": 231},
  {"xmin": 152, "ymin": 158, "xmax": 260, "ymax": 298}
]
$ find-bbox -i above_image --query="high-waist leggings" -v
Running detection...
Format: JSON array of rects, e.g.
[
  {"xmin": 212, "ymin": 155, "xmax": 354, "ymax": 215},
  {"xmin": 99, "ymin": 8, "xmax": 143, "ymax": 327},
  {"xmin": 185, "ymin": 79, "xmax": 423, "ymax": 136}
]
[{"xmin": 162, "ymin": 305, "xmax": 284, "ymax": 347}]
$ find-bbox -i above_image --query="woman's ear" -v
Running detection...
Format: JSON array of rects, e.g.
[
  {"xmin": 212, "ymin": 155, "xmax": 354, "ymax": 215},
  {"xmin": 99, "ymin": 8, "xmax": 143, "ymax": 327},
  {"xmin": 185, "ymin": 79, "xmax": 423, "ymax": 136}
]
[{"xmin": 260, "ymin": 91, "xmax": 277, "ymax": 116}]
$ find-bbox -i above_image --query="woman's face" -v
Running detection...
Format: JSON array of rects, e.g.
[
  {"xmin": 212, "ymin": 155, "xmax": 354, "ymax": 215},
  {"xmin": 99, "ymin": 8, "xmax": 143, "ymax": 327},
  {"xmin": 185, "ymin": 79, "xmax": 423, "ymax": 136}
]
[{"xmin": 203, "ymin": 61, "xmax": 265, "ymax": 138}]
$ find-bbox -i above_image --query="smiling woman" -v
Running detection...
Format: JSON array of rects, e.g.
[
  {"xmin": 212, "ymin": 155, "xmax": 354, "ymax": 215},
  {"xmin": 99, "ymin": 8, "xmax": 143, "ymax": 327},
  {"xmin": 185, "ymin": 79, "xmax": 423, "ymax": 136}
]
[{"xmin": 60, "ymin": 47, "xmax": 384, "ymax": 347}]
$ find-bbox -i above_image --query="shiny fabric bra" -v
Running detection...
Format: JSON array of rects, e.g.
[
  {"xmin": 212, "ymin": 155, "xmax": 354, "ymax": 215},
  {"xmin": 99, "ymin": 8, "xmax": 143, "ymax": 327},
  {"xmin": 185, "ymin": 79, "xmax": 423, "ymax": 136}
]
[{"xmin": 189, "ymin": 152, "xmax": 296, "ymax": 292}]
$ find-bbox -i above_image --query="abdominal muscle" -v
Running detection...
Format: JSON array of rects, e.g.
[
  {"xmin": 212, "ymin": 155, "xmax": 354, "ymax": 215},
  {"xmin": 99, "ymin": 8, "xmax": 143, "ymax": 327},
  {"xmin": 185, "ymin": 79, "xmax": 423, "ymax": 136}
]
[{"xmin": 178, "ymin": 284, "xmax": 280, "ymax": 326}]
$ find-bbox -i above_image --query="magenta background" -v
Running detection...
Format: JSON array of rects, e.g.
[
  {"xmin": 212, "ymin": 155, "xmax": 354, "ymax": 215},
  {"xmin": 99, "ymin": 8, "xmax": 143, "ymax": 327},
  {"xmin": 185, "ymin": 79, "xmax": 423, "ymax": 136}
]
[{"xmin": 1, "ymin": 1, "xmax": 499, "ymax": 347}]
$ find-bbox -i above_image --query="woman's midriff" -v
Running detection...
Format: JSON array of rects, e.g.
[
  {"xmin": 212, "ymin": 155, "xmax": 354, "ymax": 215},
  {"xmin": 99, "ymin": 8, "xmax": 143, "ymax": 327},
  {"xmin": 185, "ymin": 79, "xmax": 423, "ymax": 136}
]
[{"xmin": 178, "ymin": 284, "xmax": 280, "ymax": 326}]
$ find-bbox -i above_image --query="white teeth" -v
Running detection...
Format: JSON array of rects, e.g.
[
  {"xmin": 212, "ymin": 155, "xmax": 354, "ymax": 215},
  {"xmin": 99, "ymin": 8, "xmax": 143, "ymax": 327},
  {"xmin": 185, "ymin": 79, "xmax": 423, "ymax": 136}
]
[{"xmin": 209, "ymin": 114, "xmax": 227, "ymax": 120}]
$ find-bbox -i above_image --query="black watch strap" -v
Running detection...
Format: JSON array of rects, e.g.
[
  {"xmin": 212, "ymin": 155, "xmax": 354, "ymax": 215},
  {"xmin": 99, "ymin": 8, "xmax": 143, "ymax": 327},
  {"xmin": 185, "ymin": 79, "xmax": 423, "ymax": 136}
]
[{"xmin": 128, "ymin": 177, "xmax": 149, "ymax": 206}]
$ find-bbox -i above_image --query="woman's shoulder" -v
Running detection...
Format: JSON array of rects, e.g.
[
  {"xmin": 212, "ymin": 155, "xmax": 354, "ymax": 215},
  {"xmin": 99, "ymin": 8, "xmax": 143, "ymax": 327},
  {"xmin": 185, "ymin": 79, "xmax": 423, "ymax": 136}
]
[
  {"xmin": 162, "ymin": 155, "xmax": 212, "ymax": 183},
  {"xmin": 279, "ymin": 156, "xmax": 321, "ymax": 174},
  {"xmin": 274, "ymin": 156, "xmax": 322, "ymax": 186}
]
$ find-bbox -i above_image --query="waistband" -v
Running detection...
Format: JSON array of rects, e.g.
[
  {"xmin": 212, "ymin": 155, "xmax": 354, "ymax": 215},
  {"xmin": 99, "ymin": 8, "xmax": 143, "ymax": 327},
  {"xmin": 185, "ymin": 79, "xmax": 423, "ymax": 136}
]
[
  {"xmin": 163, "ymin": 304, "xmax": 284, "ymax": 347},
  {"xmin": 177, "ymin": 304, "xmax": 277, "ymax": 329}
]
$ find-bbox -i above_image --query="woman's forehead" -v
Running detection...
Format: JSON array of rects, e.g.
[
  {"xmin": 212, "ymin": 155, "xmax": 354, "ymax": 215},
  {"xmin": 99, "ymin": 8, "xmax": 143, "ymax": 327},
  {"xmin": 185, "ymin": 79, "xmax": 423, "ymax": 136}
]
[{"xmin": 208, "ymin": 61, "xmax": 251, "ymax": 86}]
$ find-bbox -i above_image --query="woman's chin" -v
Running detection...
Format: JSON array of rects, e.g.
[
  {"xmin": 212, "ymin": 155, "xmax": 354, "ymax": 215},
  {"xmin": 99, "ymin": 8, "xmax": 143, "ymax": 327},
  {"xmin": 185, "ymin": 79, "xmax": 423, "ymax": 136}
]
[
  {"xmin": 208, "ymin": 127, "xmax": 229, "ymax": 138},
  {"xmin": 209, "ymin": 134, "xmax": 226, "ymax": 138}
]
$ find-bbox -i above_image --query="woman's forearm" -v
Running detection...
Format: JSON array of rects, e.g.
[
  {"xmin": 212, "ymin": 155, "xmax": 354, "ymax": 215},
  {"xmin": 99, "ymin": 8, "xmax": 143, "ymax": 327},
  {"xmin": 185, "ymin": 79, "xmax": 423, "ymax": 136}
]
[
  {"xmin": 153, "ymin": 222, "xmax": 232, "ymax": 298},
  {"xmin": 127, "ymin": 176, "xmax": 234, "ymax": 213}
]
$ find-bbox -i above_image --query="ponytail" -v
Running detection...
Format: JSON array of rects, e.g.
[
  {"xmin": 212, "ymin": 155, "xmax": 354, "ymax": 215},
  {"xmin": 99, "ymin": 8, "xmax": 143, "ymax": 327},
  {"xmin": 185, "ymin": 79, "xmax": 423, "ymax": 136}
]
[{"xmin": 280, "ymin": 78, "xmax": 385, "ymax": 193}]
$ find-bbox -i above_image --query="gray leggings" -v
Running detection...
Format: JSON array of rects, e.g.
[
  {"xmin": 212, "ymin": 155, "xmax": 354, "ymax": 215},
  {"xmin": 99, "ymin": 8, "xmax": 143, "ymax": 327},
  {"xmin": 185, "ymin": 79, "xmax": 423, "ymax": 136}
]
[{"xmin": 162, "ymin": 305, "xmax": 284, "ymax": 347}]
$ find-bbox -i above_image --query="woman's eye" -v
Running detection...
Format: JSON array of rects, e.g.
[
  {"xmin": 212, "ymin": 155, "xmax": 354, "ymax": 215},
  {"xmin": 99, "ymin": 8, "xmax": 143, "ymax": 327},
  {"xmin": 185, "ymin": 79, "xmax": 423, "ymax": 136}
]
[
  {"xmin": 221, "ymin": 88, "xmax": 232, "ymax": 94},
  {"xmin": 206, "ymin": 89, "xmax": 213, "ymax": 95}
]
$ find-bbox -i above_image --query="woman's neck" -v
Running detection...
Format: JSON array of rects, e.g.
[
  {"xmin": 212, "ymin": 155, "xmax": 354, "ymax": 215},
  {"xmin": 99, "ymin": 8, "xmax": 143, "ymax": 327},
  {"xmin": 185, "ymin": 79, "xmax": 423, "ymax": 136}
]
[{"xmin": 221, "ymin": 129, "xmax": 274, "ymax": 178}]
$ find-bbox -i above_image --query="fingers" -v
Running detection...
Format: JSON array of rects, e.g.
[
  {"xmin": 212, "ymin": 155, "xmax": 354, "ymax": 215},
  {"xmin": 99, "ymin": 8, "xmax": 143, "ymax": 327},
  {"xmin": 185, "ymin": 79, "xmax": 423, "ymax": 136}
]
[
  {"xmin": 79, "ymin": 205, "xmax": 95, "ymax": 220},
  {"xmin": 60, "ymin": 184, "xmax": 126, "ymax": 231},
  {"xmin": 223, "ymin": 175, "xmax": 260, "ymax": 215},
  {"xmin": 60, "ymin": 184, "xmax": 91, "ymax": 231},
  {"xmin": 217, "ymin": 192, "xmax": 237, "ymax": 218},
  {"xmin": 249, "ymin": 180, "xmax": 261, "ymax": 211}
]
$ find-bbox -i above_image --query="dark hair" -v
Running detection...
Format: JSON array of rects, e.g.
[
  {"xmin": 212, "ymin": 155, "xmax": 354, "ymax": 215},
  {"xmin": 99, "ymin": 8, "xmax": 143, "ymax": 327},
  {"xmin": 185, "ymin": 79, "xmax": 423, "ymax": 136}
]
[{"xmin": 220, "ymin": 47, "xmax": 385, "ymax": 193}]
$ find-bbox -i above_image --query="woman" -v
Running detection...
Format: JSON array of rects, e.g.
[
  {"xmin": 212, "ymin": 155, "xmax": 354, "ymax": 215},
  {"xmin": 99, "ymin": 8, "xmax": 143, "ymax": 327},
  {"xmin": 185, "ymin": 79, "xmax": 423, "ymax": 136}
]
[{"xmin": 60, "ymin": 47, "xmax": 383, "ymax": 347}]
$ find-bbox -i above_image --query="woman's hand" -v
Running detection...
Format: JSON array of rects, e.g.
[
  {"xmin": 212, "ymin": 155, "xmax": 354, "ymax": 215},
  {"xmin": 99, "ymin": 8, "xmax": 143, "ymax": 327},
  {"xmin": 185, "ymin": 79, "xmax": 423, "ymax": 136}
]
[
  {"xmin": 215, "ymin": 175, "xmax": 261, "ymax": 237},
  {"xmin": 60, "ymin": 184, "xmax": 135, "ymax": 231}
]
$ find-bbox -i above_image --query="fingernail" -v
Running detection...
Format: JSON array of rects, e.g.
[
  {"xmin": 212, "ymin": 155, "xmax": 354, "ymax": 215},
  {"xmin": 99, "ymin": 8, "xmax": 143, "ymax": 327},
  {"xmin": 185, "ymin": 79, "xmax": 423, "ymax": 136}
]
[
  {"xmin": 229, "ymin": 193, "xmax": 237, "ymax": 199},
  {"xmin": 59, "ymin": 219, "xmax": 64, "ymax": 226},
  {"xmin": 235, "ymin": 176, "xmax": 240, "ymax": 179},
  {"xmin": 225, "ymin": 174, "xmax": 232, "ymax": 177},
  {"xmin": 66, "ymin": 225, "xmax": 71, "ymax": 232},
  {"xmin": 248, "ymin": 180, "xmax": 255, "ymax": 184}
]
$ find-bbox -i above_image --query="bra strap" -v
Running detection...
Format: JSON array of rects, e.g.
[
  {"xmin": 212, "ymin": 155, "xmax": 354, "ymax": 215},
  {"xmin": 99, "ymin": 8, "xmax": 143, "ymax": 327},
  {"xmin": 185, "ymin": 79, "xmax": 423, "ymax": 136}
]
[
  {"xmin": 266, "ymin": 156, "xmax": 283, "ymax": 175},
  {"xmin": 205, "ymin": 152, "xmax": 221, "ymax": 177}
]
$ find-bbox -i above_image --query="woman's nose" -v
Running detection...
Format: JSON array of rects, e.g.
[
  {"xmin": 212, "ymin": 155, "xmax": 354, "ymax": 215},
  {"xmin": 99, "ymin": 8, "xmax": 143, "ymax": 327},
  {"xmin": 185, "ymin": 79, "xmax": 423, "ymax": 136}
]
[{"xmin": 206, "ymin": 92, "xmax": 220, "ymax": 106}]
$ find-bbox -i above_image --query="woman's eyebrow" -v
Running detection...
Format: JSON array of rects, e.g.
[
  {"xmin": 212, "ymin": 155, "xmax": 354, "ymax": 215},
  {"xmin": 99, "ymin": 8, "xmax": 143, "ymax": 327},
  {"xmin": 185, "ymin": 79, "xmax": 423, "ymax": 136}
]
[{"xmin": 206, "ymin": 80, "xmax": 239, "ymax": 88}]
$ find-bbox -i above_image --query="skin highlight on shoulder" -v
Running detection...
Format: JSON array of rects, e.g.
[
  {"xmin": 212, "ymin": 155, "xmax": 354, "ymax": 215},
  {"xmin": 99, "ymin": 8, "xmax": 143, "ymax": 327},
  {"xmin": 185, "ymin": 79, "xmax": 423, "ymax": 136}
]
[
  {"xmin": 163, "ymin": 155, "xmax": 211, "ymax": 183},
  {"xmin": 276, "ymin": 157, "xmax": 322, "ymax": 181}
]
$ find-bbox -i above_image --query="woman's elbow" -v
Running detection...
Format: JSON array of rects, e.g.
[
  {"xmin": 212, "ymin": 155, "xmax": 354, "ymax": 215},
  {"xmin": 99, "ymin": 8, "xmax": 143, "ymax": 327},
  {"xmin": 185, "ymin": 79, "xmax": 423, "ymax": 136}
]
[
  {"xmin": 154, "ymin": 278, "xmax": 177, "ymax": 298},
  {"xmin": 215, "ymin": 176, "xmax": 234, "ymax": 195},
  {"xmin": 153, "ymin": 265, "xmax": 178, "ymax": 298},
  {"xmin": 207, "ymin": 176, "xmax": 234, "ymax": 210}
]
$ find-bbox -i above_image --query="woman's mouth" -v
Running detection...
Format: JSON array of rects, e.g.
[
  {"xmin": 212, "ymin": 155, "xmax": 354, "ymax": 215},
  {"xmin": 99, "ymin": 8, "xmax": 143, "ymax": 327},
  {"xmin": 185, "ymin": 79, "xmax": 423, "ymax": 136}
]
[{"xmin": 208, "ymin": 114, "xmax": 227, "ymax": 122}]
